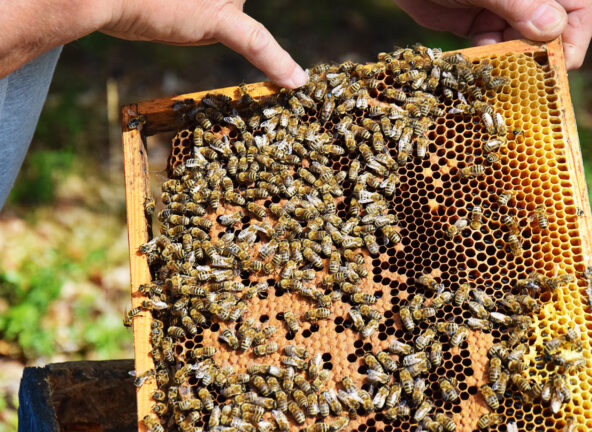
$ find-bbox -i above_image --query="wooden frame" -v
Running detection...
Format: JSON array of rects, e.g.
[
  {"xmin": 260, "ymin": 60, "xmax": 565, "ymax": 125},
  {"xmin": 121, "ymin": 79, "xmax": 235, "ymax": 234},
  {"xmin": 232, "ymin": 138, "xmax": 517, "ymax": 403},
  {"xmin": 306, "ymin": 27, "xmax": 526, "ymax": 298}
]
[{"xmin": 121, "ymin": 38, "xmax": 590, "ymax": 431}]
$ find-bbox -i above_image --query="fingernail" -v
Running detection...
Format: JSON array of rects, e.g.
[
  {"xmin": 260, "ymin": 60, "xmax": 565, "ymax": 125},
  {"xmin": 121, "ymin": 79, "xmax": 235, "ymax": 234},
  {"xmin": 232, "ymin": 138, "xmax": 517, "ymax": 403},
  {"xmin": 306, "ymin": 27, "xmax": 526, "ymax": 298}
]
[
  {"xmin": 531, "ymin": 4, "xmax": 564, "ymax": 32},
  {"xmin": 288, "ymin": 65, "xmax": 308, "ymax": 88}
]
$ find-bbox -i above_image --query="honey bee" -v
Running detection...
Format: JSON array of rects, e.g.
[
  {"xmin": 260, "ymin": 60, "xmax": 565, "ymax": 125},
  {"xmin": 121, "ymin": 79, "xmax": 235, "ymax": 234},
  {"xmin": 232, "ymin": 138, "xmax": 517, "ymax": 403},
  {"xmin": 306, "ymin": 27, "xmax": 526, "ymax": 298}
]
[
  {"xmin": 142, "ymin": 415, "xmax": 164, "ymax": 432},
  {"xmin": 495, "ymin": 192, "xmax": 515, "ymax": 207},
  {"xmin": 446, "ymin": 218, "xmax": 468, "ymax": 238},
  {"xmin": 272, "ymin": 409, "xmax": 290, "ymax": 432},
  {"xmin": 561, "ymin": 417, "xmax": 575, "ymax": 432},
  {"xmin": 141, "ymin": 299, "xmax": 168, "ymax": 311},
  {"xmin": 307, "ymin": 393, "xmax": 320, "ymax": 417},
  {"xmin": 416, "ymin": 328, "xmax": 436, "ymax": 350},
  {"xmin": 193, "ymin": 346, "xmax": 216, "ymax": 359},
  {"xmin": 279, "ymin": 311, "xmax": 299, "ymax": 335},
  {"xmin": 468, "ymin": 205, "xmax": 483, "ymax": 229},
  {"xmin": 493, "ymin": 112, "xmax": 507, "ymax": 135},
  {"xmin": 384, "ymin": 405, "xmax": 410, "ymax": 421},
  {"xmin": 472, "ymin": 288, "xmax": 494, "ymax": 309},
  {"xmin": 363, "ymin": 234, "xmax": 379, "ymax": 256},
  {"xmin": 439, "ymin": 377, "xmax": 459, "ymax": 402},
  {"xmin": 430, "ymin": 342, "xmax": 443, "ymax": 367},
  {"xmin": 123, "ymin": 307, "xmax": 142, "ymax": 328},
  {"xmin": 251, "ymin": 375, "xmax": 272, "ymax": 397},
  {"xmin": 417, "ymin": 274, "xmax": 444, "ymax": 293},
  {"xmin": 431, "ymin": 291, "xmax": 453, "ymax": 309},
  {"xmin": 414, "ymin": 399, "xmax": 433, "ymax": 422},
  {"xmin": 534, "ymin": 205, "xmax": 549, "ymax": 230},
  {"xmin": 546, "ymin": 273, "xmax": 575, "ymax": 291},
  {"xmin": 358, "ymin": 389, "xmax": 374, "ymax": 412},
  {"xmin": 511, "ymin": 373, "xmax": 531, "ymax": 393},
  {"xmin": 436, "ymin": 321, "xmax": 458, "ymax": 337},
  {"xmin": 466, "ymin": 298, "xmax": 489, "ymax": 319},
  {"xmin": 412, "ymin": 307, "xmax": 436, "ymax": 322},
  {"xmin": 467, "ymin": 317, "xmax": 491, "ymax": 331},
  {"xmin": 167, "ymin": 326, "xmax": 186, "ymax": 339},
  {"xmin": 155, "ymin": 369, "xmax": 169, "ymax": 388},
  {"xmin": 480, "ymin": 111, "xmax": 497, "ymax": 135},
  {"xmin": 131, "ymin": 368, "xmax": 155, "ymax": 387},
  {"xmin": 291, "ymin": 388, "xmax": 308, "ymax": 410},
  {"xmin": 480, "ymin": 384, "xmax": 500, "ymax": 409},
  {"xmin": 304, "ymin": 307, "xmax": 330, "ymax": 321},
  {"xmin": 460, "ymin": 164, "xmax": 485, "ymax": 179},
  {"xmin": 246, "ymin": 202, "xmax": 266, "ymax": 219},
  {"xmin": 507, "ymin": 233, "xmax": 523, "ymax": 257},
  {"xmin": 477, "ymin": 413, "xmax": 503, "ymax": 430},
  {"xmin": 302, "ymin": 247, "xmax": 323, "ymax": 269},
  {"xmin": 398, "ymin": 306, "xmax": 415, "ymax": 332},
  {"xmin": 352, "ymin": 293, "xmax": 377, "ymax": 305},
  {"xmin": 428, "ymin": 413, "xmax": 454, "ymax": 432},
  {"xmin": 253, "ymin": 341, "xmax": 278, "ymax": 356},
  {"xmin": 501, "ymin": 215, "xmax": 520, "ymax": 235},
  {"xmin": 287, "ymin": 401, "xmax": 306, "ymax": 424},
  {"xmin": 491, "ymin": 371, "xmax": 509, "ymax": 399},
  {"xmin": 483, "ymin": 137, "xmax": 505, "ymax": 154}
]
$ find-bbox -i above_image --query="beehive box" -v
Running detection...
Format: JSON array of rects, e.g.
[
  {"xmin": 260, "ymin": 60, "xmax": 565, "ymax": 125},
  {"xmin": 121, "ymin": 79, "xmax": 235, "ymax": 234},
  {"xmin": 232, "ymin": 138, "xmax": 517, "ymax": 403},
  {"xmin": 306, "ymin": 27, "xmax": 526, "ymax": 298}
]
[{"xmin": 122, "ymin": 38, "xmax": 592, "ymax": 432}]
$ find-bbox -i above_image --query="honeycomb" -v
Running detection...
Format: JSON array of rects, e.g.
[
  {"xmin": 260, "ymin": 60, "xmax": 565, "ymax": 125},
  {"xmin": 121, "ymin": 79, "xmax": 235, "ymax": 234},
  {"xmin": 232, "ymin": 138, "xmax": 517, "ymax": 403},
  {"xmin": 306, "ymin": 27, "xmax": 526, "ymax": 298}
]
[{"xmin": 135, "ymin": 43, "xmax": 592, "ymax": 432}]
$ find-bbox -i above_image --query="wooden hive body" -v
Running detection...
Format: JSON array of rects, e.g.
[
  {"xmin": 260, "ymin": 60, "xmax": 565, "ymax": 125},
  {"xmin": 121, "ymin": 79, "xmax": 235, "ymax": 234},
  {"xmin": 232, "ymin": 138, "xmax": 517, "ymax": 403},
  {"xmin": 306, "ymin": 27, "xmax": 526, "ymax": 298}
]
[{"xmin": 122, "ymin": 39, "xmax": 592, "ymax": 432}]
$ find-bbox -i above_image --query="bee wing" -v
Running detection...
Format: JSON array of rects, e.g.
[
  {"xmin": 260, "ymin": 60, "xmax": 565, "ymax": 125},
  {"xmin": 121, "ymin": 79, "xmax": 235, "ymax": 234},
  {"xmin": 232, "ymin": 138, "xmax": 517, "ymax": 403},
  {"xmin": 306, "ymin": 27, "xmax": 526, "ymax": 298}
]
[
  {"xmin": 152, "ymin": 300, "xmax": 169, "ymax": 310},
  {"xmin": 506, "ymin": 421, "xmax": 518, "ymax": 432}
]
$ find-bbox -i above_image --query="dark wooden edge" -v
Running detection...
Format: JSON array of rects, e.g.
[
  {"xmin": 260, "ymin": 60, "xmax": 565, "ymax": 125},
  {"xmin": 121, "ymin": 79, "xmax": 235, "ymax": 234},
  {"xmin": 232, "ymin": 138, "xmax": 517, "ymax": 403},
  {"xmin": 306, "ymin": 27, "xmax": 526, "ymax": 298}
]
[
  {"xmin": 18, "ymin": 360, "xmax": 137, "ymax": 432},
  {"xmin": 18, "ymin": 367, "xmax": 58, "ymax": 432}
]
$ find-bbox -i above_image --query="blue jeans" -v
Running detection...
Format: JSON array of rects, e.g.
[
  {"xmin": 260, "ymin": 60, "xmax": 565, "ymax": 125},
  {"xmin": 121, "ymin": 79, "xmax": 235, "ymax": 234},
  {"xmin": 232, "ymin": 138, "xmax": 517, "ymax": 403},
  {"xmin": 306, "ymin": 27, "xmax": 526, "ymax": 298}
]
[{"xmin": 0, "ymin": 46, "xmax": 63, "ymax": 208}]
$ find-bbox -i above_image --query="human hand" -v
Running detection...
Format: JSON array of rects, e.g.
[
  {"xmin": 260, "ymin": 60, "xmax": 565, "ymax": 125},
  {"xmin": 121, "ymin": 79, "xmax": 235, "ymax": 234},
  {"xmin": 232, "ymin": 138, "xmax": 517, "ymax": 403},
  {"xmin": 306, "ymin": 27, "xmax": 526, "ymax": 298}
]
[
  {"xmin": 393, "ymin": 0, "xmax": 592, "ymax": 70},
  {"xmin": 100, "ymin": 0, "xmax": 308, "ymax": 88}
]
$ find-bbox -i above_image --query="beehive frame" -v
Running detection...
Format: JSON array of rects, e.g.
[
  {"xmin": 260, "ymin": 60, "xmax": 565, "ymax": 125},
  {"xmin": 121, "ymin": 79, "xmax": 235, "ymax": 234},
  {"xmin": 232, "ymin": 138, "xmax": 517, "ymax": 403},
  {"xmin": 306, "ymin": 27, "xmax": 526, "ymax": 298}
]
[{"xmin": 122, "ymin": 38, "xmax": 592, "ymax": 432}]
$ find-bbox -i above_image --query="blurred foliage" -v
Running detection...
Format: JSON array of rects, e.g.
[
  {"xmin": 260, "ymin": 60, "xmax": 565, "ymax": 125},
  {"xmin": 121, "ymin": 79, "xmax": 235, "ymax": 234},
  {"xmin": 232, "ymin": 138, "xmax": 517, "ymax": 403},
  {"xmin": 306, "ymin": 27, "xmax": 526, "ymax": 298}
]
[
  {"xmin": 0, "ymin": 1, "xmax": 590, "ymax": 430},
  {"xmin": 0, "ymin": 267, "xmax": 62, "ymax": 358},
  {"xmin": 8, "ymin": 150, "xmax": 74, "ymax": 206},
  {"xmin": 0, "ymin": 392, "xmax": 18, "ymax": 432}
]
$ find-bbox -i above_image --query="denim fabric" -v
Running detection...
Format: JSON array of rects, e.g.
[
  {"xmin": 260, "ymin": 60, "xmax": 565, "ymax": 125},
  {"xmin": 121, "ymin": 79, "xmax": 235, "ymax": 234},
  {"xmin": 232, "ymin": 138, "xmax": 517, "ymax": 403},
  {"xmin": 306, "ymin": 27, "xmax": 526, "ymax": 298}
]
[{"xmin": 0, "ymin": 46, "xmax": 63, "ymax": 208}]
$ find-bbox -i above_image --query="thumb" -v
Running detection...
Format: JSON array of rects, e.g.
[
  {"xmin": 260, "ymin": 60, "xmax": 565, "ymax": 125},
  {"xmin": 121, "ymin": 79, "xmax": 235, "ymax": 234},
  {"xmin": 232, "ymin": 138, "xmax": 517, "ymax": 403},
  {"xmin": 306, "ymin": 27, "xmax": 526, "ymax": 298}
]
[
  {"xmin": 471, "ymin": 0, "xmax": 567, "ymax": 41},
  {"xmin": 214, "ymin": 4, "xmax": 308, "ymax": 89}
]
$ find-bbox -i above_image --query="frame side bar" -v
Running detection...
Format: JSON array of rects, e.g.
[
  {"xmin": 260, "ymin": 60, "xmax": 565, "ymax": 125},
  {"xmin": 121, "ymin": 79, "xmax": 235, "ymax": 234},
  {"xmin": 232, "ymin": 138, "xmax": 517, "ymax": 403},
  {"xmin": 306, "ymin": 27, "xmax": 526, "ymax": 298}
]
[
  {"xmin": 546, "ymin": 38, "xmax": 592, "ymax": 266},
  {"xmin": 122, "ymin": 106, "xmax": 156, "ymax": 432}
]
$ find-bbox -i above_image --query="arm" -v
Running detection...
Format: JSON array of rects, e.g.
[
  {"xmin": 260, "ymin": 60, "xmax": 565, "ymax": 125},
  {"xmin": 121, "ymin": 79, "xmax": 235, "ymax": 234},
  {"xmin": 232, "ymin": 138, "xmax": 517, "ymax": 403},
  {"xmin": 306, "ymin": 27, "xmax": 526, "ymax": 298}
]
[
  {"xmin": 0, "ymin": 0, "xmax": 103, "ymax": 79},
  {"xmin": 394, "ymin": 0, "xmax": 592, "ymax": 70},
  {"xmin": 0, "ymin": 0, "xmax": 308, "ymax": 88}
]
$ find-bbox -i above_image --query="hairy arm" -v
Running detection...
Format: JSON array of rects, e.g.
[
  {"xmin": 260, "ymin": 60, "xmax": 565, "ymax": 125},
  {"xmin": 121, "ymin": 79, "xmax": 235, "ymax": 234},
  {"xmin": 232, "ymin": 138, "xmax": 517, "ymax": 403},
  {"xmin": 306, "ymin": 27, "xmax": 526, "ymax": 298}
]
[
  {"xmin": 0, "ymin": 0, "xmax": 107, "ymax": 78},
  {"xmin": 0, "ymin": 0, "xmax": 308, "ymax": 88}
]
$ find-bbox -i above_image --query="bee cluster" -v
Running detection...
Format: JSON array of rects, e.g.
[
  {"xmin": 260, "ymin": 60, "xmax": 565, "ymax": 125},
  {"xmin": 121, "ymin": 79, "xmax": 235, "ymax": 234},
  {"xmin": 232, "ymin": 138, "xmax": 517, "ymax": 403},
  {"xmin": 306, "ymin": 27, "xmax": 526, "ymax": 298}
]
[{"xmin": 126, "ymin": 44, "xmax": 586, "ymax": 432}]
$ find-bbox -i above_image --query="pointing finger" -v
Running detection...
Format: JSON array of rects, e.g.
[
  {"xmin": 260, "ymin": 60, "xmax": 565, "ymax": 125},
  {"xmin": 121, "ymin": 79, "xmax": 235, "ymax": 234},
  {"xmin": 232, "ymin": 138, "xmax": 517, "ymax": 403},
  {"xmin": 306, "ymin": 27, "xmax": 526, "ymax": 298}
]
[{"xmin": 214, "ymin": 4, "xmax": 308, "ymax": 88}]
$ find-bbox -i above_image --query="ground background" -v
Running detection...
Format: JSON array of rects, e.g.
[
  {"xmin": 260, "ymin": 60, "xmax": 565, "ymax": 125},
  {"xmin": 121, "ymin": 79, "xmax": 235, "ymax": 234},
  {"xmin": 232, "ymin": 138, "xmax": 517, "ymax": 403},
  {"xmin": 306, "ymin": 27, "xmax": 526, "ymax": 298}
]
[{"xmin": 0, "ymin": 1, "xmax": 590, "ymax": 430}]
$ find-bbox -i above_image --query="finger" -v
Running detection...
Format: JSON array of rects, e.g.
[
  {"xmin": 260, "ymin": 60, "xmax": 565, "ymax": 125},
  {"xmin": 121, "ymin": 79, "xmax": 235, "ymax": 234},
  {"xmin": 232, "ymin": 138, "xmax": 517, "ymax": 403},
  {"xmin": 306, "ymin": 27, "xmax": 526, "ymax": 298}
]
[
  {"xmin": 394, "ymin": 0, "xmax": 481, "ymax": 35},
  {"xmin": 469, "ymin": 0, "xmax": 568, "ymax": 41},
  {"xmin": 471, "ymin": 32, "xmax": 504, "ymax": 45},
  {"xmin": 556, "ymin": 0, "xmax": 592, "ymax": 70},
  {"xmin": 467, "ymin": 8, "xmax": 507, "ymax": 41},
  {"xmin": 502, "ymin": 27, "xmax": 524, "ymax": 41},
  {"xmin": 214, "ymin": 4, "xmax": 308, "ymax": 88}
]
